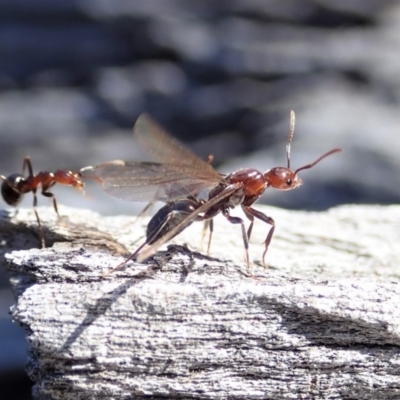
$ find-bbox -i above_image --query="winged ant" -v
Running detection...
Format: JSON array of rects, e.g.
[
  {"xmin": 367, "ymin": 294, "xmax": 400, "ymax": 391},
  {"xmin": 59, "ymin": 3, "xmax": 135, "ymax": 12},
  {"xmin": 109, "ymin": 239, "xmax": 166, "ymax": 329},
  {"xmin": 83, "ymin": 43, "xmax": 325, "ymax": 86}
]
[{"xmin": 82, "ymin": 111, "xmax": 342, "ymax": 275}]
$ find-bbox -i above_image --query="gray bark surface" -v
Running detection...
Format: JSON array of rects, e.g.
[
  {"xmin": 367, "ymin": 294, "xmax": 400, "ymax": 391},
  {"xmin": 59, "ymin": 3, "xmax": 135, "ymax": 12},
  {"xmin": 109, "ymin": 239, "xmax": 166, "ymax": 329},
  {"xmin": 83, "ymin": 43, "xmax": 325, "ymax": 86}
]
[{"xmin": 2, "ymin": 204, "xmax": 400, "ymax": 399}]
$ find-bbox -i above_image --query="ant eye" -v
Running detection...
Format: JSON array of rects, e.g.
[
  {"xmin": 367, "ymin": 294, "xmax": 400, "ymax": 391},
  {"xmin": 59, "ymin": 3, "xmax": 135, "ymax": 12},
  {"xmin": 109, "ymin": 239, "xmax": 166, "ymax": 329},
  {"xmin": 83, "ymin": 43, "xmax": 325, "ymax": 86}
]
[{"xmin": 286, "ymin": 179, "xmax": 292, "ymax": 186}]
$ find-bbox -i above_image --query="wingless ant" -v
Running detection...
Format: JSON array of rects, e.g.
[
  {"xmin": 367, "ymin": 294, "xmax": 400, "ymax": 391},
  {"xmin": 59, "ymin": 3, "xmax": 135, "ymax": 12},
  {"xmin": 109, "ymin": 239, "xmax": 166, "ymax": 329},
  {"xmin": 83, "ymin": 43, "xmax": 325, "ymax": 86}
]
[
  {"xmin": 1, "ymin": 156, "xmax": 84, "ymax": 247},
  {"xmin": 81, "ymin": 111, "xmax": 342, "ymax": 275}
]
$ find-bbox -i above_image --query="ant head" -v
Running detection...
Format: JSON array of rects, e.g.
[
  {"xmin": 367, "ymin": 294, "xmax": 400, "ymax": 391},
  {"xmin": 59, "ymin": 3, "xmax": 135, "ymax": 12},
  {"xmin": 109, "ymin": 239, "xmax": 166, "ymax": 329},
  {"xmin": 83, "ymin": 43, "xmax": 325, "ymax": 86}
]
[
  {"xmin": 70, "ymin": 172, "xmax": 85, "ymax": 189},
  {"xmin": 264, "ymin": 168, "xmax": 303, "ymax": 190},
  {"xmin": 264, "ymin": 110, "xmax": 342, "ymax": 191}
]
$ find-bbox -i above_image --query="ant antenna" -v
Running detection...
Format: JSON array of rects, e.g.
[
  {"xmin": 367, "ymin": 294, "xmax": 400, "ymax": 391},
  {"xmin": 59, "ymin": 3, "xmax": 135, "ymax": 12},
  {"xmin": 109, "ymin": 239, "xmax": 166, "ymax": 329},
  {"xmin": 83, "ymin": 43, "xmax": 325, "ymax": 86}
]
[
  {"xmin": 286, "ymin": 110, "xmax": 295, "ymax": 170},
  {"xmin": 294, "ymin": 148, "xmax": 342, "ymax": 175},
  {"xmin": 284, "ymin": 110, "xmax": 342, "ymax": 175}
]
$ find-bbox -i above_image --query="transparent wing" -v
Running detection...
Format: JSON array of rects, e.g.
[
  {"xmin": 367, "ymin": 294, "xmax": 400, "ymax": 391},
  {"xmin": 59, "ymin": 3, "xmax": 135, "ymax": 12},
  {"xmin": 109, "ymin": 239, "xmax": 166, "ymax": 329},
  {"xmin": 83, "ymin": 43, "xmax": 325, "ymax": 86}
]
[
  {"xmin": 134, "ymin": 114, "xmax": 220, "ymax": 178},
  {"xmin": 81, "ymin": 113, "xmax": 224, "ymax": 202},
  {"xmin": 81, "ymin": 161, "xmax": 222, "ymax": 202}
]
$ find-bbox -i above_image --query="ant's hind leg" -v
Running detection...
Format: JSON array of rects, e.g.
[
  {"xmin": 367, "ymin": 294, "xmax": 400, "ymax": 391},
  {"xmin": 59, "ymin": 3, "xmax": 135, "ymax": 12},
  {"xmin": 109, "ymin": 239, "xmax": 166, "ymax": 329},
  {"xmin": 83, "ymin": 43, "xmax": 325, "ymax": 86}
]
[
  {"xmin": 22, "ymin": 156, "xmax": 34, "ymax": 177},
  {"xmin": 32, "ymin": 189, "xmax": 46, "ymax": 248},
  {"xmin": 102, "ymin": 242, "xmax": 146, "ymax": 278},
  {"xmin": 103, "ymin": 211, "xmax": 176, "ymax": 277},
  {"xmin": 134, "ymin": 201, "xmax": 155, "ymax": 225},
  {"xmin": 206, "ymin": 218, "xmax": 213, "ymax": 254}
]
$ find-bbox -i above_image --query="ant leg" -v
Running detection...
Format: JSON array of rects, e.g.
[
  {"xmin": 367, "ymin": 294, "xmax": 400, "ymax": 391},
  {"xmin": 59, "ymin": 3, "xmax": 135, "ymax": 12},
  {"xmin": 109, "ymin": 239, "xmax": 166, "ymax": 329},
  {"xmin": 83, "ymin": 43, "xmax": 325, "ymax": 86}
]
[
  {"xmin": 201, "ymin": 220, "xmax": 209, "ymax": 248},
  {"xmin": 22, "ymin": 157, "xmax": 47, "ymax": 245},
  {"xmin": 207, "ymin": 218, "xmax": 213, "ymax": 254},
  {"xmin": 102, "ymin": 242, "xmax": 146, "ymax": 278},
  {"xmin": 103, "ymin": 210, "xmax": 179, "ymax": 277},
  {"xmin": 242, "ymin": 206, "xmax": 255, "ymax": 241},
  {"xmin": 42, "ymin": 191, "xmax": 60, "ymax": 218},
  {"xmin": 41, "ymin": 190, "xmax": 66, "ymax": 227},
  {"xmin": 222, "ymin": 208, "xmax": 251, "ymax": 274},
  {"xmin": 22, "ymin": 156, "xmax": 34, "ymax": 177},
  {"xmin": 32, "ymin": 189, "xmax": 46, "ymax": 248},
  {"xmin": 201, "ymin": 219, "xmax": 214, "ymax": 254},
  {"xmin": 243, "ymin": 206, "xmax": 275, "ymax": 267},
  {"xmin": 135, "ymin": 201, "xmax": 155, "ymax": 224}
]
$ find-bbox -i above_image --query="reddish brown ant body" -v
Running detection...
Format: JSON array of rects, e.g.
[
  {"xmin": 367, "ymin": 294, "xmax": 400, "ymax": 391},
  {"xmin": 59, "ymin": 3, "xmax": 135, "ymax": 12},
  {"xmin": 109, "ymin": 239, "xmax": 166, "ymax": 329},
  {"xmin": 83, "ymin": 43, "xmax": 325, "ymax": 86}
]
[
  {"xmin": 1, "ymin": 156, "xmax": 84, "ymax": 247},
  {"xmin": 82, "ymin": 111, "xmax": 341, "ymax": 275}
]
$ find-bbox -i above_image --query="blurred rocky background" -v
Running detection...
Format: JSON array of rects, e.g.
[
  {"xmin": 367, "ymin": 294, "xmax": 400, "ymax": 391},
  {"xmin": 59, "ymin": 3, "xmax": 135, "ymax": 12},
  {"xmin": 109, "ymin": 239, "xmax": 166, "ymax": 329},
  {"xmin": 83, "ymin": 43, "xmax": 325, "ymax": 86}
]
[{"xmin": 1, "ymin": 1, "xmax": 400, "ymax": 398}]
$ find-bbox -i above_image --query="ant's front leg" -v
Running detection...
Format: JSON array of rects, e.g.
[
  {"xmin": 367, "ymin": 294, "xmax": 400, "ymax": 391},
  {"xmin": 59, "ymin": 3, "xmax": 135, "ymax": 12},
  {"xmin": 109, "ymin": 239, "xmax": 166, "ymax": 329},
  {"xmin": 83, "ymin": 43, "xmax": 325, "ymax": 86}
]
[
  {"xmin": 201, "ymin": 218, "xmax": 214, "ymax": 254},
  {"xmin": 41, "ymin": 187, "xmax": 64, "ymax": 224},
  {"xmin": 243, "ymin": 206, "xmax": 275, "ymax": 267}
]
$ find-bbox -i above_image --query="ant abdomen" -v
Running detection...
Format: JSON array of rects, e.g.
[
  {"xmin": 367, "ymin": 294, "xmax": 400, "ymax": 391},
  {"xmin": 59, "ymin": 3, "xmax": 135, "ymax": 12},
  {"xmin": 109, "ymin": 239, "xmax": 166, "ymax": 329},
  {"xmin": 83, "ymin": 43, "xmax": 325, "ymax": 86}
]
[
  {"xmin": 1, "ymin": 173, "xmax": 25, "ymax": 206},
  {"xmin": 146, "ymin": 199, "xmax": 199, "ymax": 245}
]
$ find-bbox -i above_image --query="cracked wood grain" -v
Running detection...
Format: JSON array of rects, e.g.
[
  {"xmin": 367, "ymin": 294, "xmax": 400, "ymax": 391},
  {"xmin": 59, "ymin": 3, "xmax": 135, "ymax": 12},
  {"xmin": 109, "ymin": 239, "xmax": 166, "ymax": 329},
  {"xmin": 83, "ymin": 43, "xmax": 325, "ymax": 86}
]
[{"xmin": 2, "ymin": 204, "xmax": 400, "ymax": 399}]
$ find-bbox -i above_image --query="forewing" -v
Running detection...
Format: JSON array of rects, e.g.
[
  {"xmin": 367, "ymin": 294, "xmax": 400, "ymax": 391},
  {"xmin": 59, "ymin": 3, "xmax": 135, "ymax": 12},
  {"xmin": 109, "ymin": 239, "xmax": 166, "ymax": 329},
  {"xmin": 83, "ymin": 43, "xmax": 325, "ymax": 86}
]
[
  {"xmin": 81, "ymin": 160, "xmax": 222, "ymax": 202},
  {"xmin": 134, "ymin": 114, "xmax": 221, "ymax": 181}
]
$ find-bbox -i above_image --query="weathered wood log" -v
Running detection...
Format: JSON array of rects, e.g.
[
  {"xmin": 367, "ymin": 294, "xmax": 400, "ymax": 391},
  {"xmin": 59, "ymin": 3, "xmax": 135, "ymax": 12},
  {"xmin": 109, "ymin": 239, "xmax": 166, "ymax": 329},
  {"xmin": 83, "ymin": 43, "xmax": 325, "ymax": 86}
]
[{"xmin": 3, "ymin": 204, "xmax": 400, "ymax": 399}]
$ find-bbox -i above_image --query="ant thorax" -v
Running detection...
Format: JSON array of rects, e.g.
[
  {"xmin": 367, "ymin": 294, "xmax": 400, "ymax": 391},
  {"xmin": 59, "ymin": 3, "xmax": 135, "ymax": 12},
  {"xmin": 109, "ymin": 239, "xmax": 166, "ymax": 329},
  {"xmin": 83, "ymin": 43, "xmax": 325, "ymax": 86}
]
[{"xmin": 227, "ymin": 168, "xmax": 266, "ymax": 198}]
